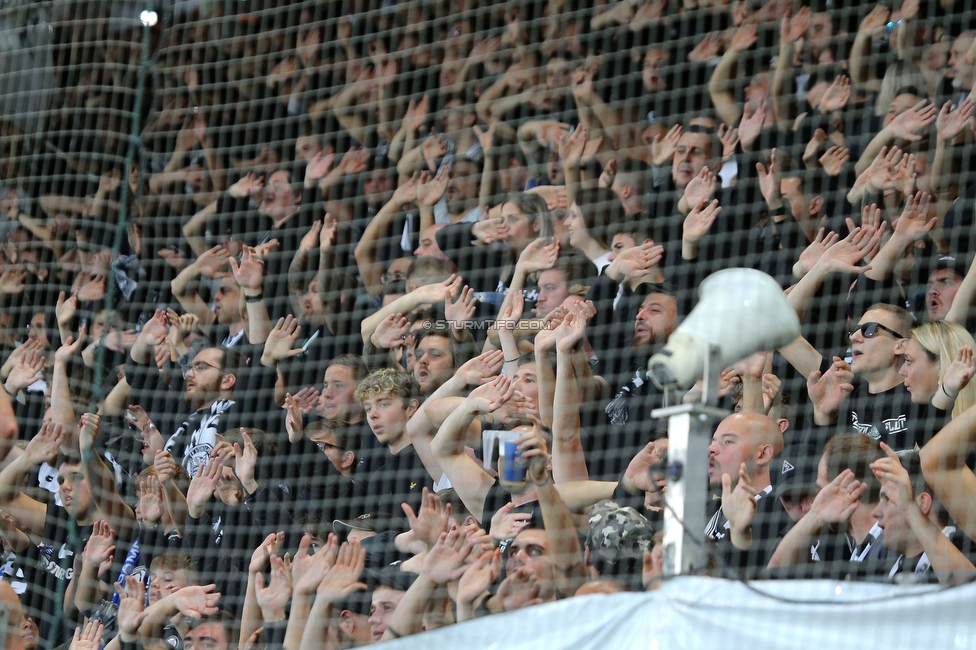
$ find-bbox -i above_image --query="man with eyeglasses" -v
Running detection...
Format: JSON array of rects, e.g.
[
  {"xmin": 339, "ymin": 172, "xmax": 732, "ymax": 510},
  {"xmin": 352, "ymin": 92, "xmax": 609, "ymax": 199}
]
[
  {"xmin": 781, "ymin": 303, "xmax": 930, "ymax": 451},
  {"xmin": 127, "ymin": 310, "xmax": 281, "ymax": 478}
]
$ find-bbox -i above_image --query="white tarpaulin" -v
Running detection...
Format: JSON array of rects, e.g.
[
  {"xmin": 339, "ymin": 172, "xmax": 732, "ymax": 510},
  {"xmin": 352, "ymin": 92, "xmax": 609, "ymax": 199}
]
[{"xmin": 384, "ymin": 577, "xmax": 976, "ymax": 650}]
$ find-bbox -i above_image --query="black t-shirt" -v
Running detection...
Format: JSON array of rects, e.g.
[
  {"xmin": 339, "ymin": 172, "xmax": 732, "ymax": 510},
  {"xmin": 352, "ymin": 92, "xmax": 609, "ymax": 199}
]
[
  {"xmin": 365, "ymin": 443, "xmax": 430, "ymax": 517},
  {"xmin": 23, "ymin": 500, "xmax": 93, "ymax": 648},
  {"xmin": 479, "ymin": 481, "xmax": 541, "ymax": 550},
  {"xmin": 844, "ymin": 378, "xmax": 943, "ymax": 450}
]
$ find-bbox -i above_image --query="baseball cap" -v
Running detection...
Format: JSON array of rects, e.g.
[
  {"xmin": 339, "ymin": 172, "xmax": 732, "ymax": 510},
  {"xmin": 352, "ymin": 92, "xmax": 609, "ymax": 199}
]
[
  {"xmin": 333, "ymin": 512, "xmax": 402, "ymax": 535},
  {"xmin": 584, "ymin": 500, "xmax": 655, "ymax": 566},
  {"xmin": 772, "ymin": 444, "xmax": 820, "ymax": 499}
]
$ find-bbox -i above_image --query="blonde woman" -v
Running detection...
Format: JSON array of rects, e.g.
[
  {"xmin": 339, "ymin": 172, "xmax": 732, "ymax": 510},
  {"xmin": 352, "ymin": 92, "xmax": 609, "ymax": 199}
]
[{"xmin": 900, "ymin": 320, "xmax": 976, "ymax": 419}]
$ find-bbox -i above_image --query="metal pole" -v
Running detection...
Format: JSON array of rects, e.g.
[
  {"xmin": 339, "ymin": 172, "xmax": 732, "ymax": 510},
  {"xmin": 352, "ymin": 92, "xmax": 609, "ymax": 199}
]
[{"xmin": 652, "ymin": 344, "xmax": 728, "ymax": 575}]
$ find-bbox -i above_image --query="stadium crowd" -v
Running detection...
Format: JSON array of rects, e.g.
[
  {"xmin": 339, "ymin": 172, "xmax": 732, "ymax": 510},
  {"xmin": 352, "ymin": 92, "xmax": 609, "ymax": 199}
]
[{"xmin": 2, "ymin": 0, "xmax": 976, "ymax": 646}]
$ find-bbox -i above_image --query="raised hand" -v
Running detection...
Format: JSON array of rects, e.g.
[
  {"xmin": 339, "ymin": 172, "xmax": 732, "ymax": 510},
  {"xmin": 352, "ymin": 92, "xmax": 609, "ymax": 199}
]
[
  {"xmin": 817, "ymin": 223, "xmax": 880, "ymax": 274},
  {"xmin": 319, "ymin": 214, "xmax": 337, "ymax": 250},
  {"xmin": 598, "ymin": 158, "xmax": 616, "ymax": 189},
  {"xmin": 69, "ymin": 618, "xmax": 104, "ymax": 650},
  {"xmin": 525, "ymin": 184, "xmax": 568, "ymax": 211},
  {"xmin": 682, "ymin": 167, "xmax": 717, "ymax": 213},
  {"xmin": 230, "ymin": 246, "xmax": 265, "ymax": 293},
  {"xmin": 819, "ymin": 146, "xmax": 850, "ymax": 177},
  {"xmin": 858, "ymin": 5, "xmax": 891, "ymax": 37},
  {"xmin": 186, "ymin": 458, "xmax": 221, "ymax": 517},
  {"xmin": 0, "ymin": 266, "xmax": 26, "ymax": 296},
  {"xmin": 558, "ymin": 124, "xmax": 588, "ymax": 168},
  {"xmin": 465, "ymin": 374, "xmax": 516, "ymax": 415},
  {"xmin": 729, "ymin": 22, "xmax": 758, "ymax": 51},
  {"xmin": 261, "ymin": 315, "xmax": 304, "ymax": 365},
  {"xmin": 195, "ymin": 246, "xmax": 232, "ymax": 278},
  {"xmin": 392, "ymin": 173, "xmax": 419, "ymax": 207},
  {"xmin": 173, "ymin": 584, "xmax": 221, "ymax": 619},
  {"xmin": 255, "ymin": 553, "xmax": 293, "ymax": 621},
  {"xmin": 608, "ymin": 241, "xmax": 663, "ymax": 281},
  {"xmin": 718, "ymin": 123, "xmax": 739, "ymax": 162},
  {"xmin": 403, "ymin": 95, "xmax": 429, "ymax": 132},
  {"xmin": 756, "ymin": 148, "xmax": 782, "ymax": 207},
  {"xmin": 802, "ymin": 129, "xmax": 829, "ymax": 169},
  {"xmin": 422, "ymin": 133, "xmax": 450, "ymax": 172},
  {"xmin": 424, "ymin": 527, "xmax": 477, "ymax": 585},
  {"xmin": 98, "ymin": 170, "xmax": 122, "ymax": 194},
  {"xmin": 78, "ymin": 412, "xmax": 100, "ymax": 452},
  {"xmin": 489, "ymin": 502, "xmax": 532, "ymax": 542},
  {"xmin": 402, "ymin": 487, "xmax": 451, "ymax": 547},
  {"xmin": 721, "ymin": 463, "xmax": 758, "ymax": 541},
  {"xmin": 473, "ymin": 123, "xmax": 497, "ymax": 156},
  {"xmin": 298, "ymin": 221, "xmax": 323, "ymax": 253},
  {"xmin": 871, "ymin": 441, "xmax": 917, "ymax": 512},
  {"xmin": 894, "ymin": 191, "xmax": 935, "ymax": 240},
  {"xmin": 417, "ymin": 168, "xmax": 450, "ymax": 207},
  {"xmin": 651, "ymin": 123, "xmax": 683, "ymax": 166},
  {"xmin": 810, "ymin": 469, "xmax": 865, "ymax": 525},
  {"xmin": 796, "ymin": 228, "xmax": 840, "ymax": 275},
  {"xmin": 293, "ymin": 533, "xmax": 339, "ymax": 596},
  {"xmin": 445, "ymin": 284, "xmax": 477, "ymax": 324},
  {"xmin": 137, "ymin": 475, "xmax": 165, "ymax": 526},
  {"xmin": 228, "ymin": 172, "xmax": 265, "ymax": 199},
  {"xmin": 249, "ymin": 531, "xmax": 286, "ymax": 574},
  {"xmin": 154, "ymin": 449, "xmax": 179, "ymax": 484},
  {"xmin": 82, "ymin": 520, "xmax": 116, "ymax": 570},
  {"xmin": 233, "ymin": 429, "xmax": 259, "ymax": 491},
  {"xmin": 688, "ymin": 32, "xmax": 722, "ymax": 63},
  {"xmin": 304, "ymin": 152, "xmax": 336, "ymax": 187},
  {"xmin": 818, "ymin": 76, "xmax": 851, "ymax": 113},
  {"xmin": 115, "ymin": 575, "xmax": 148, "ymax": 638},
  {"xmin": 458, "ymin": 548, "xmax": 501, "ymax": 606},
  {"xmin": 936, "ymin": 97, "xmax": 976, "ymax": 143},
  {"xmin": 75, "ymin": 275, "xmax": 107, "ymax": 303},
  {"xmin": 534, "ymin": 306, "xmax": 569, "ymax": 352},
  {"xmin": 516, "ymin": 238, "xmax": 560, "ymax": 274},
  {"xmin": 457, "ymin": 349, "xmax": 505, "ymax": 386},
  {"xmin": 338, "ymin": 147, "xmax": 371, "ymax": 175},
  {"xmin": 316, "ymin": 540, "xmax": 367, "ymax": 603},
  {"xmin": 781, "ymin": 6, "xmax": 811, "ymax": 42},
  {"xmin": 683, "ymin": 199, "xmax": 721, "ymax": 244},
  {"xmin": 472, "ymin": 215, "xmax": 510, "ymax": 245},
  {"xmin": 554, "ymin": 310, "xmax": 587, "ymax": 353},
  {"xmin": 501, "ymin": 289, "xmax": 525, "ymax": 326},
  {"xmin": 942, "ymin": 346, "xmax": 976, "ymax": 400},
  {"xmin": 5, "ymin": 349, "xmax": 44, "ymax": 394},
  {"xmin": 411, "ymin": 274, "xmax": 463, "ymax": 306},
  {"xmin": 739, "ymin": 99, "xmax": 767, "ymax": 151},
  {"xmin": 888, "ymin": 100, "xmax": 938, "ymax": 142},
  {"xmin": 372, "ymin": 313, "xmax": 409, "ymax": 349},
  {"xmin": 55, "ymin": 291, "xmax": 78, "ymax": 328},
  {"xmin": 807, "ymin": 358, "xmax": 854, "ymax": 421}
]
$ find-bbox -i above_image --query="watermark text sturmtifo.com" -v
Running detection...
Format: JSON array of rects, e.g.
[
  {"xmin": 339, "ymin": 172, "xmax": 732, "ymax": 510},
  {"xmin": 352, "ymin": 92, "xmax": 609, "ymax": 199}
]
[{"xmin": 424, "ymin": 319, "xmax": 555, "ymax": 330}]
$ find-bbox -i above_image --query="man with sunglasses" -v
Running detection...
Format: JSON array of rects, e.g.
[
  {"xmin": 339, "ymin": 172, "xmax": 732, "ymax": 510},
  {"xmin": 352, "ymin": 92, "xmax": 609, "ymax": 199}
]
[{"xmin": 781, "ymin": 303, "xmax": 929, "ymax": 451}]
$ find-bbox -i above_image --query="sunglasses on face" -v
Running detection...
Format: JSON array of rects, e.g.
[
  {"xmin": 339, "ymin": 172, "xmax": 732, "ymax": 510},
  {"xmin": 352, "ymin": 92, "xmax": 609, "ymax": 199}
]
[{"xmin": 849, "ymin": 322, "xmax": 906, "ymax": 340}]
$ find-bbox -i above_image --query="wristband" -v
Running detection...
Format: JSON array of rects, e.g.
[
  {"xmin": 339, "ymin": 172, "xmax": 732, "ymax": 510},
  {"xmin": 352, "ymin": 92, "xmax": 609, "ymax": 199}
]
[
  {"xmin": 245, "ymin": 293, "xmax": 263, "ymax": 303},
  {"xmin": 504, "ymin": 357, "xmax": 521, "ymax": 363},
  {"xmin": 941, "ymin": 384, "xmax": 957, "ymax": 400}
]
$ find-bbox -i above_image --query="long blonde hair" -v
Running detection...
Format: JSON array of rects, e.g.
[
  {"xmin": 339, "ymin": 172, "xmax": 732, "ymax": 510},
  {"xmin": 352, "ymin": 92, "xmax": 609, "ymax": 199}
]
[{"xmin": 911, "ymin": 321, "xmax": 976, "ymax": 417}]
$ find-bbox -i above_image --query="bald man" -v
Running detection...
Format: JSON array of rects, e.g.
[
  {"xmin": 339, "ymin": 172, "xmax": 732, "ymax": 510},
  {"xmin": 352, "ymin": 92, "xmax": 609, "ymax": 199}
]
[{"xmin": 704, "ymin": 413, "xmax": 789, "ymax": 572}]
